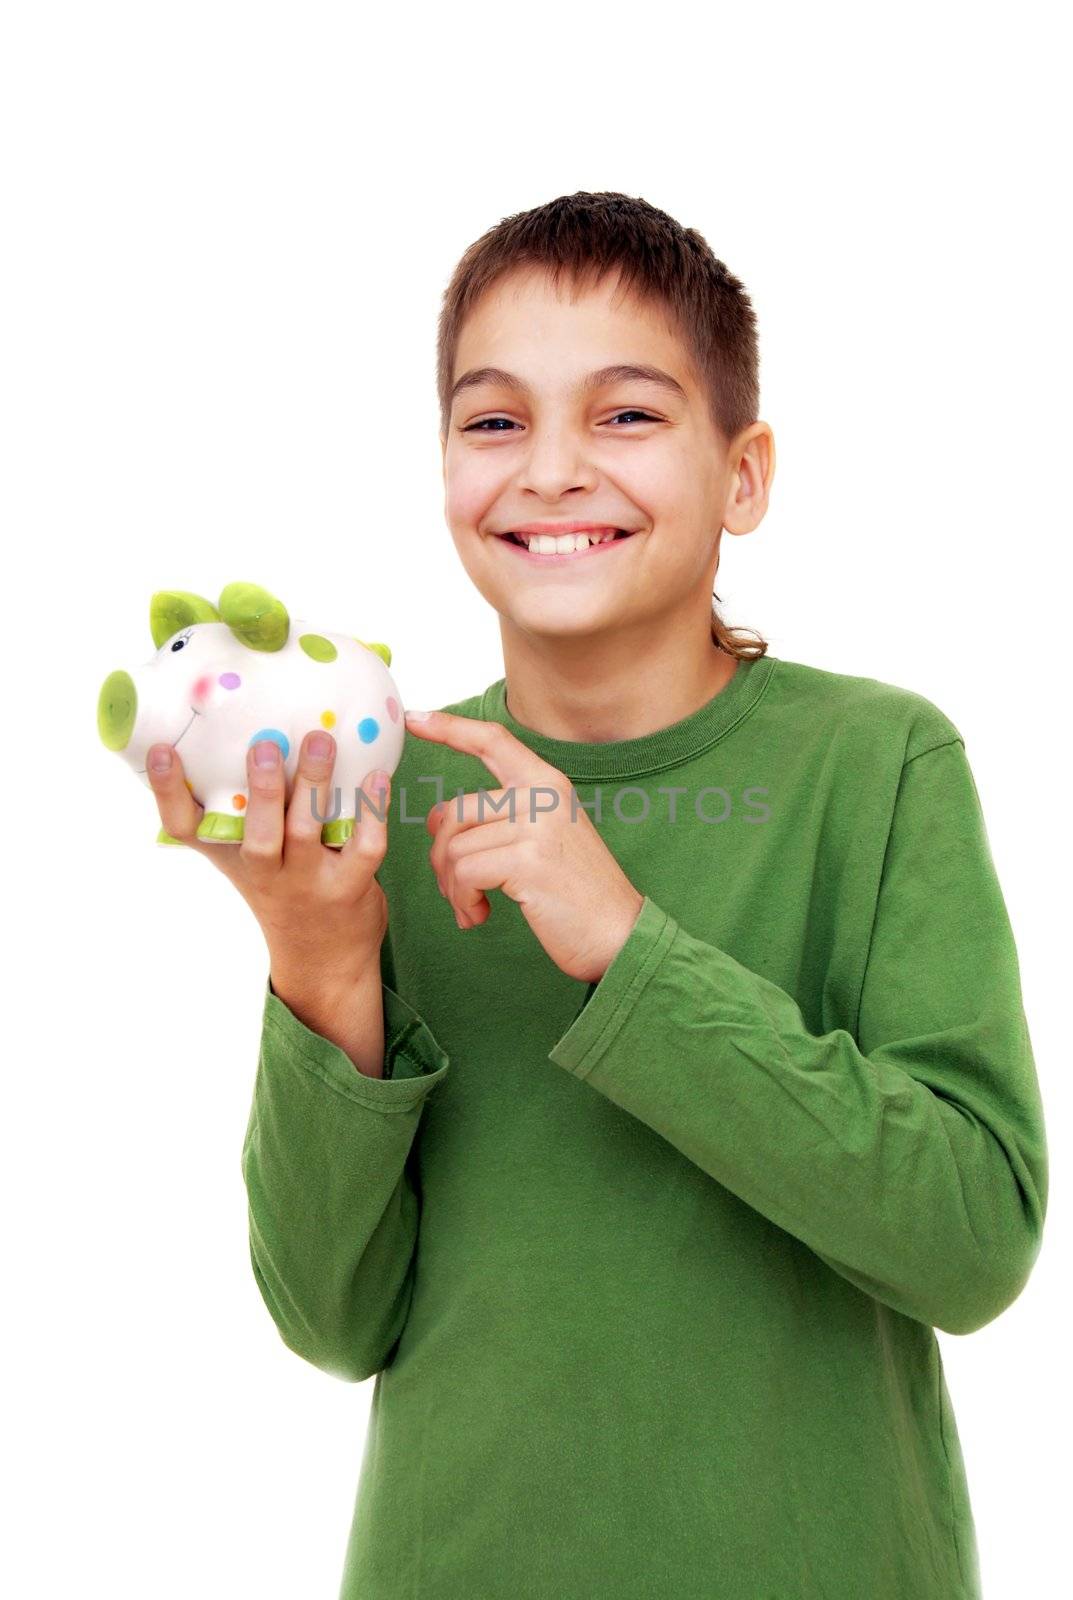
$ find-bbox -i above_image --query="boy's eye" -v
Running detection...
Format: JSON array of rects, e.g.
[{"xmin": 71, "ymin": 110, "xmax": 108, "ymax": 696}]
[{"xmin": 463, "ymin": 410, "xmax": 658, "ymax": 433}]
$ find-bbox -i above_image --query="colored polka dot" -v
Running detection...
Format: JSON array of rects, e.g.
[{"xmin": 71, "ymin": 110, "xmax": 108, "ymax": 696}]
[
  {"xmin": 185, "ymin": 779, "xmax": 194, "ymax": 792},
  {"xmin": 386, "ymin": 696, "xmax": 400, "ymax": 722},
  {"xmin": 320, "ymin": 709, "xmax": 336, "ymax": 729},
  {"xmin": 233, "ymin": 794, "xmax": 247, "ymax": 810},
  {"xmin": 357, "ymin": 717, "xmax": 380, "ymax": 744},
  {"xmin": 248, "ymin": 727, "xmax": 290, "ymax": 760},
  {"xmin": 219, "ymin": 672, "xmax": 241, "ymax": 690},
  {"xmin": 299, "ymin": 633, "xmax": 337, "ymax": 663}
]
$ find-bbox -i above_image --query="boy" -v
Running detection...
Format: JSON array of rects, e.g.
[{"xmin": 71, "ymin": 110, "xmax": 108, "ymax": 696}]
[{"xmin": 148, "ymin": 191, "xmax": 1048, "ymax": 1598}]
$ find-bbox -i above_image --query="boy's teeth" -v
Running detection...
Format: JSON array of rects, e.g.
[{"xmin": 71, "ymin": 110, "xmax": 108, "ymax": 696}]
[{"xmin": 522, "ymin": 530, "xmax": 617, "ymax": 552}]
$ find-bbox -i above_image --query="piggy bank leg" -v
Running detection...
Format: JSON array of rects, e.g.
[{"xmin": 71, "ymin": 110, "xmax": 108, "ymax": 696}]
[
  {"xmin": 196, "ymin": 810, "xmax": 246, "ymax": 843},
  {"xmin": 321, "ymin": 817, "xmax": 355, "ymax": 850},
  {"xmin": 156, "ymin": 826, "xmax": 188, "ymax": 847},
  {"xmin": 190, "ymin": 787, "xmax": 251, "ymax": 843}
]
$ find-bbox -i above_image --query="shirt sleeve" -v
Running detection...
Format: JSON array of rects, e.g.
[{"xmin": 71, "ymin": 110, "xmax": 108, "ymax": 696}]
[
  {"xmin": 240, "ymin": 966, "xmax": 449, "ymax": 1381},
  {"xmin": 547, "ymin": 738, "xmax": 1049, "ymax": 1337}
]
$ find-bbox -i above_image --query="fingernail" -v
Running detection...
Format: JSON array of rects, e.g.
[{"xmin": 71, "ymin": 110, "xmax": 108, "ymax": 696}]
[
  {"xmin": 307, "ymin": 731, "xmax": 332, "ymax": 759},
  {"xmin": 148, "ymin": 747, "xmax": 172, "ymax": 773},
  {"xmin": 254, "ymin": 741, "xmax": 280, "ymax": 768},
  {"xmin": 405, "ymin": 709, "xmax": 431, "ymax": 721},
  {"xmin": 370, "ymin": 770, "xmax": 389, "ymax": 794}
]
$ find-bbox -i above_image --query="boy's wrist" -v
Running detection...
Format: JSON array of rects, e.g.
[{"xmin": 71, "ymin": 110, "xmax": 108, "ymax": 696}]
[
  {"xmin": 267, "ymin": 955, "xmax": 386, "ymax": 1077},
  {"xmin": 267, "ymin": 947, "xmax": 381, "ymax": 1017}
]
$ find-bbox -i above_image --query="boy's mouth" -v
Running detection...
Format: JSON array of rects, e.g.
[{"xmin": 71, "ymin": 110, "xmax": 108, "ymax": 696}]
[{"xmin": 494, "ymin": 527, "xmax": 639, "ymax": 558}]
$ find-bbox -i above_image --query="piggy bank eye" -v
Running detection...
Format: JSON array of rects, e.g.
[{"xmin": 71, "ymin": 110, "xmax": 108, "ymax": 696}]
[{"xmin": 170, "ymin": 637, "xmax": 188, "ymax": 653}]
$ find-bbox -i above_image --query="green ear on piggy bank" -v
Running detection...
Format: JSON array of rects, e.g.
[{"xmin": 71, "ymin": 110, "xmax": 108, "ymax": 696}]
[{"xmin": 97, "ymin": 581, "xmax": 405, "ymax": 848}]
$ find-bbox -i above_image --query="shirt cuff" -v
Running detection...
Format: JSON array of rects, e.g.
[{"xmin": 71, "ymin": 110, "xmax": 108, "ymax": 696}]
[
  {"xmin": 264, "ymin": 974, "xmax": 449, "ymax": 1105},
  {"xmin": 547, "ymin": 895, "xmax": 678, "ymax": 1080}
]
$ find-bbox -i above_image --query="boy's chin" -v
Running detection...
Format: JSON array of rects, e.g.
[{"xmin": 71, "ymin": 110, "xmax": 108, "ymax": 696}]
[{"xmin": 498, "ymin": 596, "xmax": 630, "ymax": 638}]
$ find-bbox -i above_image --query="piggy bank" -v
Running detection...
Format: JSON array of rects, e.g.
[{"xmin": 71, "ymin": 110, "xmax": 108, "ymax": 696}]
[{"xmin": 97, "ymin": 581, "xmax": 406, "ymax": 847}]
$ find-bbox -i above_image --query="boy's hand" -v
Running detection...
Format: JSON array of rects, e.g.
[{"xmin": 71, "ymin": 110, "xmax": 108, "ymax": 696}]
[
  {"xmin": 145, "ymin": 731, "xmax": 392, "ymax": 1000},
  {"xmin": 404, "ymin": 709, "xmax": 644, "ymax": 984}
]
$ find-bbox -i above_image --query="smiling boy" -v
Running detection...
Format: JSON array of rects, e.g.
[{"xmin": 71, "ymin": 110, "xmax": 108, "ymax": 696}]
[{"xmin": 168, "ymin": 192, "xmax": 1048, "ymax": 1598}]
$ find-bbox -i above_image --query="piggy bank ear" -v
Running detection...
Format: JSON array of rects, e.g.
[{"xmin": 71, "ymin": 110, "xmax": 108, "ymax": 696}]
[
  {"xmin": 356, "ymin": 639, "xmax": 392, "ymax": 666},
  {"xmin": 218, "ymin": 582, "xmax": 290, "ymax": 652},
  {"xmin": 150, "ymin": 591, "xmax": 222, "ymax": 648}
]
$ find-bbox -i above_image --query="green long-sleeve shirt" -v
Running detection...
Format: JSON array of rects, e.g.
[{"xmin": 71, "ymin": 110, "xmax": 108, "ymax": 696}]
[{"xmin": 240, "ymin": 652, "xmax": 1048, "ymax": 1599}]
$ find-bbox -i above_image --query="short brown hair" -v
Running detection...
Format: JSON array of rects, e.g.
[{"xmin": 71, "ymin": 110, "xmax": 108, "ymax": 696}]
[{"xmin": 436, "ymin": 190, "xmax": 768, "ymax": 661}]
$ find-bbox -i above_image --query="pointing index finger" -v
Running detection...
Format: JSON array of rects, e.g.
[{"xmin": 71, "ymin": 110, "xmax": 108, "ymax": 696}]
[{"xmin": 404, "ymin": 708, "xmax": 548, "ymax": 788}]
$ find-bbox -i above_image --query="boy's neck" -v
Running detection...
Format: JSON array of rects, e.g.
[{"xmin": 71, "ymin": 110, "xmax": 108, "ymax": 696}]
[{"xmin": 497, "ymin": 628, "xmax": 740, "ymax": 746}]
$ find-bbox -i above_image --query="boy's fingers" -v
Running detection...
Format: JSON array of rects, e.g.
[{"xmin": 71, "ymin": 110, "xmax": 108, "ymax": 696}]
[
  {"xmin": 146, "ymin": 746, "xmax": 241, "ymax": 875},
  {"xmin": 240, "ymin": 738, "xmax": 287, "ymax": 868},
  {"xmin": 404, "ymin": 709, "xmax": 551, "ymax": 789},
  {"xmin": 146, "ymin": 745, "xmax": 206, "ymax": 847},
  {"xmin": 283, "ymin": 730, "xmax": 339, "ymax": 861},
  {"xmin": 339, "ymin": 770, "xmax": 391, "ymax": 877}
]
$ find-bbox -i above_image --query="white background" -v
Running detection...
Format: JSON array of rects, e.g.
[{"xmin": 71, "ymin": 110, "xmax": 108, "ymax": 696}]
[{"xmin": 2, "ymin": 4, "xmax": 1068, "ymax": 1595}]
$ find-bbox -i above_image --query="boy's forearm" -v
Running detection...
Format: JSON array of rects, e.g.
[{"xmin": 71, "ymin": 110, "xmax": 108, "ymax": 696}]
[{"xmin": 268, "ymin": 956, "xmax": 386, "ymax": 1078}]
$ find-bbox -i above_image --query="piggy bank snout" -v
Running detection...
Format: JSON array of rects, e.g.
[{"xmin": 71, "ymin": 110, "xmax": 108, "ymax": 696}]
[{"xmin": 98, "ymin": 670, "xmax": 138, "ymax": 752}]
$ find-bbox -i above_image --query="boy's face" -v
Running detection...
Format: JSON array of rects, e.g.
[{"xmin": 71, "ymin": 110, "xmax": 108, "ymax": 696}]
[{"xmin": 440, "ymin": 265, "xmax": 768, "ymax": 650}]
